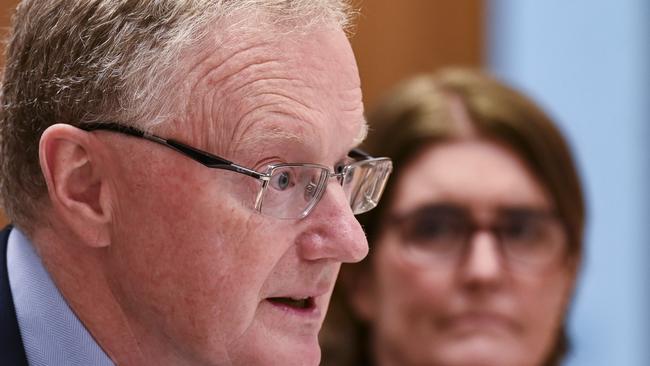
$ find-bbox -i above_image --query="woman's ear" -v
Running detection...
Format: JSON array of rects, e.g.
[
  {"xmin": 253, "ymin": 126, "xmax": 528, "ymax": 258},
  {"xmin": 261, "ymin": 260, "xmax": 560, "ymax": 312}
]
[{"xmin": 39, "ymin": 124, "xmax": 114, "ymax": 247}]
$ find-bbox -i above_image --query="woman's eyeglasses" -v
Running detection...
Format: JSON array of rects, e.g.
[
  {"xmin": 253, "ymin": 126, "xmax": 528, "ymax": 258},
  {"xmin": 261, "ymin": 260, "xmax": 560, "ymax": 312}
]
[{"xmin": 387, "ymin": 203, "xmax": 569, "ymax": 272}]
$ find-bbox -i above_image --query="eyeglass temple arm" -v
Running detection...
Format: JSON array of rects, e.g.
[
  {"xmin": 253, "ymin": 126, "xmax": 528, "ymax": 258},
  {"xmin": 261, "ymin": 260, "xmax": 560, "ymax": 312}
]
[
  {"xmin": 349, "ymin": 148, "xmax": 372, "ymax": 160},
  {"xmin": 78, "ymin": 122, "xmax": 265, "ymax": 179}
]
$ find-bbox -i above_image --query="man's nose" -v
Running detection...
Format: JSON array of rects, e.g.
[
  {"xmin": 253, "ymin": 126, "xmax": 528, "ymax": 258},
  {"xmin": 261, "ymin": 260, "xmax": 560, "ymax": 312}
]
[
  {"xmin": 295, "ymin": 183, "xmax": 369, "ymax": 263},
  {"xmin": 458, "ymin": 230, "xmax": 505, "ymax": 287}
]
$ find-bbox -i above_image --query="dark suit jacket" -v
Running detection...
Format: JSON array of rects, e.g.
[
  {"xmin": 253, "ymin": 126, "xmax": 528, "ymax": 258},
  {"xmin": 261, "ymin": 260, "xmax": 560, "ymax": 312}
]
[{"xmin": 0, "ymin": 226, "xmax": 29, "ymax": 365}]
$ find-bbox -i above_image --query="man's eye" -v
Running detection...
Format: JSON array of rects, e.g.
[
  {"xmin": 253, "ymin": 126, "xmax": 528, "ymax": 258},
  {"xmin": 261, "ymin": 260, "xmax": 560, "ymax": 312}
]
[{"xmin": 271, "ymin": 171, "xmax": 294, "ymax": 191}]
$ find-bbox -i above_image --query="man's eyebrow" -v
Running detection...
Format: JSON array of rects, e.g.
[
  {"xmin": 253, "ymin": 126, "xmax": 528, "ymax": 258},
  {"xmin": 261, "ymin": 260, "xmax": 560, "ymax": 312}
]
[
  {"xmin": 352, "ymin": 119, "xmax": 369, "ymax": 147},
  {"xmin": 235, "ymin": 124, "xmax": 305, "ymax": 154},
  {"xmin": 234, "ymin": 118, "xmax": 368, "ymax": 158}
]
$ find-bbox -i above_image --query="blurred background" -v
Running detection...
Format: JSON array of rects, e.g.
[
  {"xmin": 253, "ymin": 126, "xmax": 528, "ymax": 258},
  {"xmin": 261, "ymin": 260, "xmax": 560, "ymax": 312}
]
[{"xmin": 1, "ymin": 0, "xmax": 648, "ymax": 364}]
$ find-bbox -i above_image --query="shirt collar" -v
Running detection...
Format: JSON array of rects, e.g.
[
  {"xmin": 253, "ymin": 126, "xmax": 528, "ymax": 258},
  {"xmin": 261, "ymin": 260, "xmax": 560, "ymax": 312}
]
[{"xmin": 7, "ymin": 228, "xmax": 114, "ymax": 366}]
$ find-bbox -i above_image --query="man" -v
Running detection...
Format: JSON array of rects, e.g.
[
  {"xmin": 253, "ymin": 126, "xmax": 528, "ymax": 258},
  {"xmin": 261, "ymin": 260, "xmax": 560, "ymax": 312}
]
[{"xmin": 0, "ymin": 1, "xmax": 392, "ymax": 365}]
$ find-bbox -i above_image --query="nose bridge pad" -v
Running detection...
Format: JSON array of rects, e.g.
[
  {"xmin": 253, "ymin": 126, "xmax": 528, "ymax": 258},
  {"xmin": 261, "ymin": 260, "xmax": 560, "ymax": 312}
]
[
  {"xmin": 304, "ymin": 179, "xmax": 319, "ymax": 200},
  {"xmin": 306, "ymin": 168, "xmax": 333, "ymax": 205}
]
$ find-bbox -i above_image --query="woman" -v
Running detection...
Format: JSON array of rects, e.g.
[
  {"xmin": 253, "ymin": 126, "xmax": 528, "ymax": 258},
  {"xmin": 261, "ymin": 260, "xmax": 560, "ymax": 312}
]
[{"xmin": 321, "ymin": 68, "xmax": 585, "ymax": 366}]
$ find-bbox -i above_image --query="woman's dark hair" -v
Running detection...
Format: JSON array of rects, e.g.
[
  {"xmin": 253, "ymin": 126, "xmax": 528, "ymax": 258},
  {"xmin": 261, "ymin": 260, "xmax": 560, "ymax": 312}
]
[{"xmin": 320, "ymin": 68, "xmax": 586, "ymax": 366}]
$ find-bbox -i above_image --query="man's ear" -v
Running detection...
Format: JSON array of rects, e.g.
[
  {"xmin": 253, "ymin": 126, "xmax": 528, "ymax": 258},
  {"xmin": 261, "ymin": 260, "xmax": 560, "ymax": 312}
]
[{"xmin": 39, "ymin": 124, "xmax": 113, "ymax": 248}]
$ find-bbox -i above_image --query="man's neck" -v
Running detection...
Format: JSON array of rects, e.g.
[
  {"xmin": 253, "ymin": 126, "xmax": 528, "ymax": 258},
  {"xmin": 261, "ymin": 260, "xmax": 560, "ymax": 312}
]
[{"xmin": 31, "ymin": 227, "xmax": 147, "ymax": 365}]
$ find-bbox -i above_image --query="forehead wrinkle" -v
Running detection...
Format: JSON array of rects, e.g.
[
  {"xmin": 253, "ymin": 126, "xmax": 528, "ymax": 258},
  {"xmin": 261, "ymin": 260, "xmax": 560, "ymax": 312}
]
[
  {"xmin": 228, "ymin": 74, "xmax": 302, "ymax": 95},
  {"xmin": 227, "ymin": 86, "xmax": 323, "ymax": 159},
  {"xmin": 203, "ymin": 68, "xmax": 303, "ymax": 156},
  {"xmin": 228, "ymin": 86, "xmax": 317, "ymax": 142},
  {"xmin": 183, "ymin": 39, "xmax": 277, "ymax": 111},
  {"xmin": 225, "ymin": 83, "xmax": 362, "ymax": 162},
  {"xmin": 179, "ymin": 39, "xmax": 282, "ymax": 150},
  {"xmin": 228, "ymin": 116, "xmax": 304, "ymax": 161},
  {"xmin": 191, "ymin": 54, "xmax": 320, "ymax": 157}
]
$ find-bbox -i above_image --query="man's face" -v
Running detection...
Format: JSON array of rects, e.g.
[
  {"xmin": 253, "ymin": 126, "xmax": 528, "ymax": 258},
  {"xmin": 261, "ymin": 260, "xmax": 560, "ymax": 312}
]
[{"xmin": 100, "ymin": 25, "xmax": 368, "ymax": 365}]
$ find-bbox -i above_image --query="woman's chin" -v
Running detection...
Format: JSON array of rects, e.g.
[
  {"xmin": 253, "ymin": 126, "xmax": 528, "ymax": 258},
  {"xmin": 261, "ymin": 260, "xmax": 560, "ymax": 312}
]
[{"xmin": 433, "ymin": 336, "xmax": 539, "ymax": 366}]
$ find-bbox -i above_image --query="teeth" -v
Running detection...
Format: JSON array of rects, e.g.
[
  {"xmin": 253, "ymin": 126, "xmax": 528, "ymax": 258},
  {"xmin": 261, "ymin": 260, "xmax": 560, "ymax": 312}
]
[{"xmin": 269, "ymin": 297, "xmax": 311, "ymax": 309}]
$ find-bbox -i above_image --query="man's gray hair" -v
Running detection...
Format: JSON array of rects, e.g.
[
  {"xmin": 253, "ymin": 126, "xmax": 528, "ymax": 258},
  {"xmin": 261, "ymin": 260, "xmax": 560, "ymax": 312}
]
[{"xmin": 0, "ymin": 0, "xmax": 353, "ymax": 232}]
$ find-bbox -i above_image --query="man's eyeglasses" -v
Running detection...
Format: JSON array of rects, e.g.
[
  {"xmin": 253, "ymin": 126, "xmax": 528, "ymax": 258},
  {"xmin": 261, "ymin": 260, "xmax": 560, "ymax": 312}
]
[
  {"xmin": 387, "ymin": 203, "xmax": 568, "ymax": 272},
  {"xmin": 79, "ymin": 122, "xmax": 393, "ymax": 220}
]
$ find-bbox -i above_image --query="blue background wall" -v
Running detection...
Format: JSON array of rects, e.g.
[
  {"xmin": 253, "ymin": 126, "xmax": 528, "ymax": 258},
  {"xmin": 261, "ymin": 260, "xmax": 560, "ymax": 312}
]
[{"xmin": 488, "ymin": 1, "xmax": 649, "ymax": 365}]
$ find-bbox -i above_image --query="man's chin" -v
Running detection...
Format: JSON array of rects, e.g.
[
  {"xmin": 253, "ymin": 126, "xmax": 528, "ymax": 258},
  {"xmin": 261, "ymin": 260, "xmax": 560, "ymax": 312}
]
[
  {"xmin": 266, "ymin": 335, "xmax": 322, "ymax": 366},
  {"xmin": 233, "ymin": 298, "xmax": 326, "ymax": 365},
  {"xmin": 283, "ymin": 342, "xmax": 322, "ymax": 366},
  {"xmin": 228, "ymin": 331, "xmax": 322, "ymax": 366}
]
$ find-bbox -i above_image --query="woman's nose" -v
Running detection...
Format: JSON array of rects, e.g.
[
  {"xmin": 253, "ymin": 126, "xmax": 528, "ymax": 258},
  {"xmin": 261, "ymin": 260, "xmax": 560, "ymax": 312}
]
[{"xmin": 458, "ymin": 230, "xmax": 506, "ymax": 289}]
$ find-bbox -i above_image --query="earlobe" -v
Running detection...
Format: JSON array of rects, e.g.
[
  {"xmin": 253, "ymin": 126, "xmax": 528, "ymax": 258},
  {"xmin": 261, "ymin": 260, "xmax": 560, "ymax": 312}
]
[{"xmin": 39, "ymin": 124, "xmax": 113, "ymax": 248}]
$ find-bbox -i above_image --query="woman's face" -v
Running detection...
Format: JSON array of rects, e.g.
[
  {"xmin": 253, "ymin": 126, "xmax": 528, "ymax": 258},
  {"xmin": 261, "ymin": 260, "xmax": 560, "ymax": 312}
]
[{"xmin": 353, "ymin": 140, "xmax": 577, "ymax": 366}]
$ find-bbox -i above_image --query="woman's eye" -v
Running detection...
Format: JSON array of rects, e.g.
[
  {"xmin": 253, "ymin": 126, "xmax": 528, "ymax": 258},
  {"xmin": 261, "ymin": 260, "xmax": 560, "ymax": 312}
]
[
  {"xmin": 410, "ymin": 217, "xmax": 463, "ymax": 240},
  {"xmin": 500, "ymin": 218, "xmax": 549, "ymax": 246}
]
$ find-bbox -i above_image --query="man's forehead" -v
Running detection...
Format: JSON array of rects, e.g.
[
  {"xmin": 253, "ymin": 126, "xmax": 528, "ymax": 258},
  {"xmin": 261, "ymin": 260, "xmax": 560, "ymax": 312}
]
[{"xmin": 177, "ymin": 24, "xmax": 364, "ymax": 160}]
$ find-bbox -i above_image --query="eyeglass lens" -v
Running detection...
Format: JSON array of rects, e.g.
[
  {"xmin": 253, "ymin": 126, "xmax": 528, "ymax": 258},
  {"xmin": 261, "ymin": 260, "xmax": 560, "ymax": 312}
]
[
  {"xmin": 343, "ymin": 159, "xmax": 392, "ymax": 215},
  {"xmin": 259, "ymin": 158, "xmax": 392, "ymax": 220}
]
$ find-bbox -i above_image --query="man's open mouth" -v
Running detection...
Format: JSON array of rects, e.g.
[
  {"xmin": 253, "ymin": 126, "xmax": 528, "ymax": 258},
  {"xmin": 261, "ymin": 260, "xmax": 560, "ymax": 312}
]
[{"xmin": 267, "ymin": 296, "xmax": 315, "ymax": 310}]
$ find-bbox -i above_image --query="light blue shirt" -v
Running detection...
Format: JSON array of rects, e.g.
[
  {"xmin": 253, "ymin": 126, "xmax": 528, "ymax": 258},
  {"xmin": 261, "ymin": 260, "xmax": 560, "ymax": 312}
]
[{"xmin": 7, "ymin": 228, "xmax": 114, "ymax": 366}]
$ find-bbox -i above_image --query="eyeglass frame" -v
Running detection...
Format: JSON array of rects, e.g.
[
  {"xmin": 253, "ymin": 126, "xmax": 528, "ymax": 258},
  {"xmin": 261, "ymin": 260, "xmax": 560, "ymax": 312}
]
[
  {"xmin": 78, "ymin": 122, "xmax": 392, "ymax": 220},
  {"xmin": 384, "ymin": 203, "xmax": 570, "ymax": 272}
]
